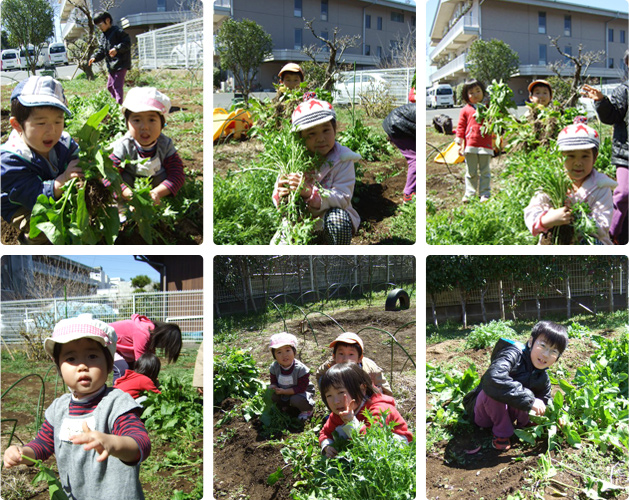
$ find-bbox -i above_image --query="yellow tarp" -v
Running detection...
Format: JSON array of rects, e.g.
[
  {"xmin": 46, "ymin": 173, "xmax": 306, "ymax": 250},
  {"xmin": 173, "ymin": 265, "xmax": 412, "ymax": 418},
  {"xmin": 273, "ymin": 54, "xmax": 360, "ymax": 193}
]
[
  {"xmin": 434, "ymin": 141, "xmax": 464, "ymax": 164},
  {"xmin": 213, "ymin": 108, "xmax": 253, "ymax": 142}
]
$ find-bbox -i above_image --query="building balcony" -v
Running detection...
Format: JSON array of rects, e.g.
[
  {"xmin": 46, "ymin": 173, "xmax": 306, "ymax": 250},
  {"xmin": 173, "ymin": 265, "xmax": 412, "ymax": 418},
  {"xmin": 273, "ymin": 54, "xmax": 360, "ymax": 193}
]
[
  {"xmin": 265, "ymin": 49, "xmax": 377, "ymax": 66},
  {"xmin": 59, "ymin": 0, "xmax": 88, "ymax": 23},
  {"xmin": 517, "ymin": 64, "xmax": 623, "ymax": 80},
  {"xmin": 214, "ymin": 0, "xmax": 231, "ymax": 27},
  {"xmin": 430, "ymin": 14, "xmax": 479, "ymax": 62},
  {"xmin": 120, "ymin": 11, "xmax": 194, "ymax": 30},
  {"xmin": 61, "ymin": 19, "xmax": 86, "ymax": 41},
  {"xmin": 430, "ymin": 52, "xmax": 467, "ymax": 84}
]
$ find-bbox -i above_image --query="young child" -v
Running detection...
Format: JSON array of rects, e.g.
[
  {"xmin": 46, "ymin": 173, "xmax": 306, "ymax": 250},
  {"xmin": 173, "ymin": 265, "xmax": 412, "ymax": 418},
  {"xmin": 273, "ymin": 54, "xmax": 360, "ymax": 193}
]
[
  {"xmin": 114, "ymin": 352, "xmax": 162, "ymax": 399},
  {"xmin": 462, "ymin": 321, "xmax": 568, "ymax": 451},
  {"xmin": 319, "ymin": 363, "xmax": 413, "ymax": 458},
  {"xmin": 524, "ymin": 122, "xmax": 617, "ymax": 244},
  {"xmin": 456, "ymin": 79, "xmax": 495, "ymax": 203},
  {"xmin": 581, "ymin": 51, "xmax": 628, "ymax": 244},
  {"xmin": 278, "ymin": 63, "xmax": 304, "ymax": 90},
  {"xmin": 1, "ymin": 76, "xmax": 82, "ymax": 243},
  {"xmin": 382, "ymin": 103, "xmax": 416, "ymax": 202},
  {"xmin": 3, "ymin": 316, "xmax": 150, "ymax": 499},
  {"xmin": 110, "ymin": 87, "xmax": 185, "ymax": 205},
  {"xmin": 528, "ymin": 80, "xmax": 553, "ymax": 108},
  {"xmin": 268, "ymin": 332, "xmax": 315, "ymax": 420},
  {"xmin": 315, "ymin": 332, "xmax": 392, "ymax": 396},
  {"xmin": 272, "ymin": 98, "xmax": 361, "ymax": 244}
]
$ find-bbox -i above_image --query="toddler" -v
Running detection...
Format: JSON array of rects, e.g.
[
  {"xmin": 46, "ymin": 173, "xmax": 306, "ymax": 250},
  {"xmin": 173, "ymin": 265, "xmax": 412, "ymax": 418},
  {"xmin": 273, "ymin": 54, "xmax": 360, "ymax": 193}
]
[
  {"xmin": 524, "ymin": 123, "xmax": 617, "ymax": 244},
  {"xmin": 528, "ymin": 79, "xmax": 553, "ymax": 108},
  {"xmin": 456, "ymin": 79, "xmax": 495, "ymax": 203},
  {"xmin": 1, "ymin": 76, "xmax": 81, "ymax": 243},
  {"xmin": 315, "ymin": 332, "xmax": 392, "ymax": 396},
  {"xmin": 268, "ymin": 333, "xmax": 315, "ymax": 420},
  {"xmin": 272, "ymin": 97, "xmax": 361, "ymax": 244},
  {"xmin": 114, "ymin": 352, "xmax": 162, "ymax": 399},
  {"xmin": 110, "ymin": 87, "xmax": 185, "ymax": 205},
  {"xmin": 463, "ymin": 321, "xmax": 568, "ymax": 451},
  {"xmin": 319, "ymin": 363, "xmax": 413, "ymax": 458},
  {"xmin": 3, "ymin": 316, "xmax": 150, "ymax": 499}
]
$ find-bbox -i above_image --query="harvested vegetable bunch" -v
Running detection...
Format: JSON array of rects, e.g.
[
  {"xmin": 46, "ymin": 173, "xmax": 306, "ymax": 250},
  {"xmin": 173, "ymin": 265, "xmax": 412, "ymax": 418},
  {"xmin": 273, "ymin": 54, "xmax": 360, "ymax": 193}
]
[{"xmin": 474, "ymin": 79, "xmax": 517, "ymax": 137}]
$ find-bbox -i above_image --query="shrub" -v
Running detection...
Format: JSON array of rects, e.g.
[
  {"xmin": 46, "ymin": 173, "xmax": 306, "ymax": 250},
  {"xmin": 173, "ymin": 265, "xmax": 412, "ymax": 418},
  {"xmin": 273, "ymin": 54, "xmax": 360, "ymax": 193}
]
[{"xmin": 465, "ymin": 320, "xmax": 518, "ymax": 349}]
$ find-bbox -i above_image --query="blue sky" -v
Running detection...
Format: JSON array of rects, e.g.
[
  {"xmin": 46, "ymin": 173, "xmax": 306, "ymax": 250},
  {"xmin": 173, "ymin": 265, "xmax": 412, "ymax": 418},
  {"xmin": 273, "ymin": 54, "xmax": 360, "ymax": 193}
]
[{"xmin": 61, "ymin": 256, "xmax": 161, "ymax": 282}]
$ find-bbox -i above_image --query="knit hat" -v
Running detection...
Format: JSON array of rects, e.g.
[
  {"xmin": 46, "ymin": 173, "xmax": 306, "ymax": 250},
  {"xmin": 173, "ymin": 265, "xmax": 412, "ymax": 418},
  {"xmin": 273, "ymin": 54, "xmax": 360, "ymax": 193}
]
[
  {"xmin": 278, "ymin": 63, "xmax": 304, "ymax": 81},
  {"xmin": 329, "ymin": 332, "xmax": 364, "ymax": 353},
  {"xmin": 11, "ymin": 76, "xmax": 72, "ymax": 116},
  {"xmin": 557, "ymin": 123, "xmax": 600, "ymax": 151},
  {"xmin": 122, "ymin": 87, "xmax": 171, "ymax": 116},
  {"xmin": 291, "ymin": 98, "xmax": 336, "ymax": 132},
  {"xmin": 528, "ymin": 79, "xmax": 553, "ymax": 98},
  {"xmin": 44, "ymin": 315, "xmax": 117, "ymax": 359},
  {"xmin": 269, "ymin": 332, "xmax": 298, "ymax": 351}
]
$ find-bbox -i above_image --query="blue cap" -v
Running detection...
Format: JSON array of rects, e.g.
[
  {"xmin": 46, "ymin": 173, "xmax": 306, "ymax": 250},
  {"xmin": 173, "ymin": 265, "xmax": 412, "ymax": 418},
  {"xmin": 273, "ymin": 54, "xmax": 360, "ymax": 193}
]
[{"xmin": 11, "ymin": 76, "xmax": 72, "ymax": 116}]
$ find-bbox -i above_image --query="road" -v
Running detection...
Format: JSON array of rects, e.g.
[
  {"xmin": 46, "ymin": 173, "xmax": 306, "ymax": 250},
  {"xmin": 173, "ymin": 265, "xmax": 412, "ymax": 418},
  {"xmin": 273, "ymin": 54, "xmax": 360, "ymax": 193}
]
[{"xmin": 1, "ymin": 64, "xmax": 82, "ymax": 85}]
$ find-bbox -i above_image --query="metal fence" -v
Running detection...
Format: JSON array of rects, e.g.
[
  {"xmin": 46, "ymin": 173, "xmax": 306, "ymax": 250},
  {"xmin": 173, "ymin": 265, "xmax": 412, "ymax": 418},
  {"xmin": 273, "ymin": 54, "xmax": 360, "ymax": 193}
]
[
  {"xmin": 0, "ymin": 290, "xmax": 203, "ymax": 344},
  {"xmin": 137, "ymin": 18, "xmax": 203, "ymax": 69},
  {"xmin": 334, "ymin": 67, "xmax": 415, "ymax": 105}
]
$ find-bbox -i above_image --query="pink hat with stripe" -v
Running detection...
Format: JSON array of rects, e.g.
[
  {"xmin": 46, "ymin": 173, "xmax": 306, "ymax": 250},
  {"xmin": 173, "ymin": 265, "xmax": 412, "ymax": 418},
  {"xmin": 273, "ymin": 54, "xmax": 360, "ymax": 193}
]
[
  {"xmin": 122, "ymin": 87, "xmax": 171, "ymax": 116},
  {"xmin": 44, "ymin": 315, "xmax": 117, "ymax": 359}
]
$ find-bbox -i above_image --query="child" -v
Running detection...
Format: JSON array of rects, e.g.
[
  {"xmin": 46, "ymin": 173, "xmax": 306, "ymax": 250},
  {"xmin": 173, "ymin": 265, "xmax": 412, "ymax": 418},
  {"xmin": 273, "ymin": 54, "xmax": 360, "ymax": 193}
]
[
  {"xmin": 319, "ymin": 363, "xmax": 413, "ymax": 458},
  {"xmin": 110, "ymin": 87, "xmax": 185, "ymax": 205},
  {"xmin": 462, "ymin": 321, "xmax": 568, "ymax": 451},
  {"xmin": 272, "ymin": 97, "xmax": 361, "ymax": 244},
  {"xmin": 278, "ymin": 63, "xmax": 305, "ymax": 90},
  {"xmin": 528, "ymin": 80, "xmax": 553, "ymax": 108},
  {"xmin": 3, "ymin": 316, "xmax": 150, "ymax": 499},
  {"xmin": 382, "ymin": 103, "xmax": 416, "ymax": 202},
  {"xmin": 1, "ymin": 76, "xmax": 82, "ymax": 244},
  {"xmin": 456, "ymin": 79, "xmax": 495, "ymax": 203},
  {"xmin": 114, "ymin": 352, "xmax": 162, "ymax": 399},
  {"xmin": 315, "ymin": 332, "xmax": 392, "ymax": 396},
  {"xmin": 268, "ymin": 332, "xmax": 315, "ymax": 420},
  {"xmin": 524, "ymin": 123, "xmax": 617, "ymax": 244},
  {"xmin": 581, "ymin": 52, "xmax": 628, "ymax": 245}
]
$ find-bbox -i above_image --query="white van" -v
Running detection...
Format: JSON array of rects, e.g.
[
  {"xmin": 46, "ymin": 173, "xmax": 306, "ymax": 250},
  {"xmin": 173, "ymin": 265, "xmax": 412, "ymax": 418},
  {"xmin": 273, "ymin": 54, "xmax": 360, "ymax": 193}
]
[
  {"xmin": 1, "ymin": 49, "xmax": 21, "ymax": 71},
  {"xmin": 19, "ymin": 46, "xmax": 42, "ymax": 69},
  {"xmin": 427, "ymin": 84, "xmax": 455, "ymax": 108},
  {"xmin": 48, "ymin": 42, "xmax": 69, "ymax": 66}
]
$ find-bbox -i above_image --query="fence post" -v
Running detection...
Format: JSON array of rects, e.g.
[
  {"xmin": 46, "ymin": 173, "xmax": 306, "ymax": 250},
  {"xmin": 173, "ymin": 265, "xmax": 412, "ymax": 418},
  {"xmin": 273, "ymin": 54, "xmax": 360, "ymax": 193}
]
[
  {"xmin": 152, "ymin": 31, "xmax": 157, "ymax": 69},
  {"xmin": 133, "ymin": 294, "xmax": 136, "ymax": 315},
  {"xmin": 184, "ymin": 22, "xmax": 189, "ymax": 68}
]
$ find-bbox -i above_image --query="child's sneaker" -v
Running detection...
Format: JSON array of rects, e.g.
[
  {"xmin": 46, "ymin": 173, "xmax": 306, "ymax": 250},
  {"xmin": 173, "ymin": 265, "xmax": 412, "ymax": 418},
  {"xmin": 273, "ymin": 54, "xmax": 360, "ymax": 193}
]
[
  {"xmin": 480, "ymin": 195, "xmax": 490, "ymax": 202},
  {"xmin": 298, "ymin": 411, "xmax": 313, "ymax": 421},
  {"xmin": 403, "ymin": 192, "xmax": 415, "ymax": 203},
  {"xmin": 492, "ymin": 435, "xmax": 511, "ymax": 451}
]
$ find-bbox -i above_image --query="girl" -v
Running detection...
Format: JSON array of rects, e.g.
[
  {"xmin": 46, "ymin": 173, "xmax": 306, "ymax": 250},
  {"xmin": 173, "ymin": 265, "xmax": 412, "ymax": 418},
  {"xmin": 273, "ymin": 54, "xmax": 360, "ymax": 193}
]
[
  {"xmin": 272, "ymin": 97, "xmax": 361, "ymax": 245},
  {"xmin": 109, "ymin": 313, "xmax": 182, "ymax": 382},
  {"xmin": 319, "ymin": 363, "xmax": 413, "ymax": 458},
  {"xmin": 455, "ymin": 79, "xmax": 495, "ymax": 203},
  {"xmin": 268, "ymin": 332, "xmax": 315, "ymax": 420},
  {"xmin": 114, "ymin": 352, "xmax": 162, "ymax": 399},
  {"xmin": 3, "ymin": 316, "xmax": 150, "ymax": 499}
]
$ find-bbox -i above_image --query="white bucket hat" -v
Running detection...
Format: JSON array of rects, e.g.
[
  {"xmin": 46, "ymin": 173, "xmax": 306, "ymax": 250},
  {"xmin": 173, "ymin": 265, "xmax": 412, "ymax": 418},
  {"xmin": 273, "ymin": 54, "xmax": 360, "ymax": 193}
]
[
  {"xmin": 122, "ymin": 87, "xmax": 171, "ymax": 116},
  {"xmin": 269, "ymin": 332, "xmax": 298, "ymax": 351},
  {"xmin": 44, "ymin": 315, "xmax": 117, "ymax": 359}
]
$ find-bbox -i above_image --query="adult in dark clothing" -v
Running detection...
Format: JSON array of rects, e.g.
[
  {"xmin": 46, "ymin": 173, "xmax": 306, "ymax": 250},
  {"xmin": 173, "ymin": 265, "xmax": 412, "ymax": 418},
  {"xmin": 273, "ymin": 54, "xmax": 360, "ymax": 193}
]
[
  {"xmin": 382, "ymin": 103, "xmax": 416, "ymax": 202},
  {"xmin": 462, "ymin": 321, "xmax": 568, "ymax": 450},
  {"xmin": 88, "ymin": 11, "xmax": 131, "ymax": 104}
]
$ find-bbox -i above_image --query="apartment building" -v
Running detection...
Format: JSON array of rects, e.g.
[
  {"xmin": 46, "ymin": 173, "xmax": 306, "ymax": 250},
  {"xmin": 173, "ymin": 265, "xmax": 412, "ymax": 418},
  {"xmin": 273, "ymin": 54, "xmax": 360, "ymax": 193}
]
[
  {"xmin": 429, "ymin": 0, "xmax": 628, "ymax": 102},
  {"xmin": 214, "ymin": 0, "xmax": 416, "ymax": 89}
]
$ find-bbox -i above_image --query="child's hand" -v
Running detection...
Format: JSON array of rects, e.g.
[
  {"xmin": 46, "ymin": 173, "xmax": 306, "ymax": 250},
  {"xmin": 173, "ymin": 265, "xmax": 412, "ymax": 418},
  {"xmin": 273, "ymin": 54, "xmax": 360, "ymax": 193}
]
[
  {"xmin": 541, "ymin": 207, "xmax": 572, "ymax": 228},
  {"xmin": 54, "ymin": 161, "xmax": 84, "ymax": 198},
  {"xmin": 269, "ymin": 384, "xmax": 278, "ymax": 391},
  {"xmin": 3, "ymin": 445, "xmax": 26, "ymax": 468},
  {"xmin": 532, "ymin": 398, "xmax": 546, "ymax": 416},
  {"xmin": 581, "ymin": 84, "xmax": 604, "ymax": 101},
  {"xmin": 339, "ymin": 393, "xmax": 356, "ymax": 424},
  {"xmin": 70, "ymin": 422, "xmax": 114, "ymax": 462},
  {"xmin": 122, "ymin": 187, "xmax": 134, "ymax": 200},
  {"xmin": 323, "ymin": 445, "xmax": 338, "ymax": 458},
  {"xmin": 150, "ymin": 189, "xmax": 162, "ymax": 205}
]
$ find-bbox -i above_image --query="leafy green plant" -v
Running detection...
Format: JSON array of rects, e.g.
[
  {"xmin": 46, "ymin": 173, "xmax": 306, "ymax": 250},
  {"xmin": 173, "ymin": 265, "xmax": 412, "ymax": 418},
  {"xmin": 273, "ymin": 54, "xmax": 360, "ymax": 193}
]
[
  {"xmin": 241, "ymin": 387, "xmax": 301, "ymax": 437},
  {"xmin": 465, "ymin": 320, "xmax": 518, "ymax": 349},
  {"xmin": 337, "ymin": 118, "xmax": 394, "ymax": 161},
  {"xmin": 21, "ymin": 455, "xmax": 68, "ymax": 500},
  {"xmin": 567, "ymin": 322, "xmax": 591, "ymax": 339},
  {"xmin": 213, "ymin": 348, "xmax": 265, "ymax": 404},
  {"xmin": 474, "ymin": 80, "xmax": 517, "ymax": 137},
  {"xmin": 426, "ymin": 363, "xmax": 480, "ymax": 427},
  {"xmin": 388, "ymin": 198, "xmax": 416, "ymax": 243}
]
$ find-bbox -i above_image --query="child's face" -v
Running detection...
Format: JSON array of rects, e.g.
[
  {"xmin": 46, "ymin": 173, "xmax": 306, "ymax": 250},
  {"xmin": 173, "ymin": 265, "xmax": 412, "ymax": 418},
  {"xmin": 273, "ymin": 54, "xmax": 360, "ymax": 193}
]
[
  {"xmin": 127, "ymin": 111, "xmax": 162, "ymax": 147},
  {"xmin": 563, "ymin": 148, "xmax": 595, "ymax": 188},
  {"xmin": 530, "ymin": 86, "xmax": 551, "ymax": 106},
  {"xmin": 334, "ymin": 344, "xmax": 361, "ymax": 365},
  {"xmin": 281, "ymin": 73, "xmax": 302, "ymax": 90},
  {"xmin": 59, "ymin": 338, "xmax": 109, "ymax": 398},
  {"xmin": 467, "ymin": 85, "xmax": 484, "ymax": 104},
  {"xmin": 324, "ymin": 384, "xmax": 360, "ymax": 416},
  {"xmin": 529, "ymin": 335, "xmax": 561, "ymax": 369},
  {"xmin": 301, "ymin": 121, "xmax": 335, "ymax": 156},
  {"xmin": 10, "ymin": 107, "xmax": 65, "ymax": 160},
  {"xmin": 274, "ymin": 345, "xmax": 295, "ymax": 369}
]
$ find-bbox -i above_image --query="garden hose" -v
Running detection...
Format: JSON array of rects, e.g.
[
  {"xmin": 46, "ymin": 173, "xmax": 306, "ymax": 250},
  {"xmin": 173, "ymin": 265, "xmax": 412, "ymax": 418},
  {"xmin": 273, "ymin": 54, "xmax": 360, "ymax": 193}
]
[{"xmin": 426, "ymin": 142, "xmax": 464, "ymax": 183}]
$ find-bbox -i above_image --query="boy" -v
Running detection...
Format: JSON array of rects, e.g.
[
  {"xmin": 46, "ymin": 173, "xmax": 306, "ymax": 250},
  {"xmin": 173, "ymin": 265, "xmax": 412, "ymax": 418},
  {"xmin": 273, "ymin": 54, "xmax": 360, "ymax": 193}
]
[
  {"xmin": 1, "ymin": 76, "xmax": 81, "ymax": 244},
  {"xmin": 524, "ymin": 123, "xmax": 616, "ymax": 244},
  {"xmin": 3, "ymin": 316, "xmax": 150, "ymax": 499},
  {"xmin": 315, "ymin": 332, "xmax": 392, "ymax": 396},
  {"xmin": 110, "ymin": 87, "xmax": 185, "ymax": 205},
  {"xmin": 278, "ymin": 63, "xmax": 304, "ymax": 90},
  {"xmin": 463, "ymin": 321, "xmax": 568, "ymax": 451},
  {"xmin": 528, "ymin": 80, "xmax": 553, "ymax": 107}
]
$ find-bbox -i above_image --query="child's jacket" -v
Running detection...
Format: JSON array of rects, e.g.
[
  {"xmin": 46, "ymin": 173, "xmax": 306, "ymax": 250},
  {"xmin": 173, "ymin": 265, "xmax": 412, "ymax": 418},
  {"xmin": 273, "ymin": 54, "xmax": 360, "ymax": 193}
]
[
  {"xmin": 315, "ymin": 356, "xmax": 393, "ymax": 396},
  {"xmin": 594, "ymin": 81, "xmax": 628, "ymax": 168},
  {"xmin": 269, "ymin": 359, "xmax": 316, "ymax": 406},
  {"xmin": 319, "ymin": 393, "xmax": 413, "ymax": 450},
  {"xmin": 114, "ymin": 370, "xmax": 161, "ymax": 399},
  {"xmin": 524, "ymin": 168, "xmax": 617, "ymax": 244},
  {"xmin": 463, "ymin": 338, "xmax": 551, "ymax": 422},
  {"xmin": 109, "ymin": 314, "xmax": 154, "ymax": 364},
  {"xmin": 0, "ymin": 130, "xmax": 79, "ymax": 221},
  {"xmin": 455, "ymin": 104, "xmax": 494, "ymax": 151}
]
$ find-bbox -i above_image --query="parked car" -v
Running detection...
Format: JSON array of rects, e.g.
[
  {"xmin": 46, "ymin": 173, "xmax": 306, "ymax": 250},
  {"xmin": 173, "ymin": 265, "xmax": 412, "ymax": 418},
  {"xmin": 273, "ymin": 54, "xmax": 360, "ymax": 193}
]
[
  {"xmin": 48, "ymin": 42, "xmax": 69, "ymax": 66},
  {"xmin": 170, "ymin": 40, "xmax": 203, "ymax": 66},
  {"xmin": 427, "ymin": 84, "xmax": 454, "ymax": 108},
  {"xmin": 1, "ymin": 49, "xmax": 21, "ymax": 71},
  {"xmin": 333, "ymin": 73, "xmax": 389, "ymax": 104}
]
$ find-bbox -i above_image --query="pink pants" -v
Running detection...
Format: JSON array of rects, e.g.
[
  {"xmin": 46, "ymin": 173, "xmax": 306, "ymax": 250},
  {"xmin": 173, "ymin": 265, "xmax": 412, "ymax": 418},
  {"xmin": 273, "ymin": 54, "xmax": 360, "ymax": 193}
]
[
  {"xmin": 106, "ymin": 69, "xmax": 128, "ymax": 104},
  {"xmin": 474, "ymin": 390, "xmax": 529, "ymax": 438}
]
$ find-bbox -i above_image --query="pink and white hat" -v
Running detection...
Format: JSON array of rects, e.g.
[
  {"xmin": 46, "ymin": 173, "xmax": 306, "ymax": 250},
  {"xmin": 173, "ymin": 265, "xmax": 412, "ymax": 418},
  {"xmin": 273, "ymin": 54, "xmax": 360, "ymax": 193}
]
[
  {"xmin": 122, "ymin": 87, "xmax": 171, "ymax": 116},
  {"xmin": 291, "ymin": 98, "xmax": 335, "ymax": 132},
  {"xmin": 44, "ymin": 315, "xmax": 117, "ymax": 359},
  {"xmin": 269, "ymin": 332, "xmax": 298, "ymax": 350},
  {"xmin": 557, "ymin": 123, "xmax": 600, "ymax": 151}
]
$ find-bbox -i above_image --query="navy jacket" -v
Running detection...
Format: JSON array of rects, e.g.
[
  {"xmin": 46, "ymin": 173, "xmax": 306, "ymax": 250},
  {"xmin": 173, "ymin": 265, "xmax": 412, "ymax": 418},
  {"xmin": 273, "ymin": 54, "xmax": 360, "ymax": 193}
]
[
  {"xmin": 594, "ymin": 81, "xmax": 628, "ymax": 168},
  {"xmin": 92, "ymin": 24, "xmax": 131, "ymax": 73}
]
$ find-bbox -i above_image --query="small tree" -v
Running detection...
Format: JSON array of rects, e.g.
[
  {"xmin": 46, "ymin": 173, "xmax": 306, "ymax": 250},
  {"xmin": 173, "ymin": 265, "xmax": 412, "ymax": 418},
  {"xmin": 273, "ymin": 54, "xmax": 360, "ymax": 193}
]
[
  {"xmin": 131, "ymin": 275, "xmax": 152, "ymax": 291},
  {"xmin": 466, "ymin": 39, "xmax": 519, "ymax": 85},
  {"xmin": 2, "ymin": 0, "xmax": 54, "ymax": 75},
  {"xmin": 215, "ymin": 18, "xmax": 273, "ymax": 104}
]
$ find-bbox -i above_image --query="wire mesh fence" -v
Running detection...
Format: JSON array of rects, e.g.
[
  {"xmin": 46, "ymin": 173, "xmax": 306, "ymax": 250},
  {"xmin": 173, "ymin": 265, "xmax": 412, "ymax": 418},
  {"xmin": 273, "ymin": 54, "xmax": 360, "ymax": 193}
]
[
  {"xmin": 333, "ymin": 67, "xmax": 415, "ymax": 105},
  {"xmin": 0, "ymin": 290, "xmax": 203, "ymax": 344},
  {"xmin": 137, "ymin": 18, "xmax": 203, "ymax": 69}
]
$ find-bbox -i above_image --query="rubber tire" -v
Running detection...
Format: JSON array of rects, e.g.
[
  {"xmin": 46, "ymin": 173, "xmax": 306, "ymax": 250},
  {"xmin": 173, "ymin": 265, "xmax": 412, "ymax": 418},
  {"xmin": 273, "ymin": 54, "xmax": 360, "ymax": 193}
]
[{"xmin": 385, "ymin": 288, "xmax": 410, "ymax": 311}]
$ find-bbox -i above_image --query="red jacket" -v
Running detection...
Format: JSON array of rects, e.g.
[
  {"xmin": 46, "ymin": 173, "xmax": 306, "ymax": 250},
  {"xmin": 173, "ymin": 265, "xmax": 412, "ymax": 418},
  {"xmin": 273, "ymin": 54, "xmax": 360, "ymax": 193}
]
[
  {"xmin": 114, "ymin": 370, "xmax": 161, "ymax": 399},
  {"xmin": 319, "ymin": 393, "xmax": 413, "ymax": 448},
  {"xmin": 456, "ymin": 104, "xmax": 493, "ymax": 150}
]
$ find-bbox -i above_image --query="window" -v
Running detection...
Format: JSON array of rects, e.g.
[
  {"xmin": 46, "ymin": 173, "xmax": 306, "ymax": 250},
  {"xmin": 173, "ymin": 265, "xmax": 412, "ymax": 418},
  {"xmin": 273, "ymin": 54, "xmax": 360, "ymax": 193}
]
[
  {"xmin": 391, "ymin": 12, "xmax": 404, "ymax": 23},
  {"xmin": 294, "ymin": 0, "xmax": 302, "ymax": 18},
  {"xmin": 538, "ymin": 12, "xmax": 546, "ymax": 34},
  {"xmin": 365, "ymin": 44, "xmax": 371, "ymax": 56},
  {"xmin": 564, "ymin": 46, "xmax": 572, "ymax": 62},
  {"xmin": 294, "ymin": 29, "xmax": 302, "ymax": 49},
  {"xmin": 564, "ymin": 15, "xmax": 571, "ymax": 36},
  {"xmin": 621, "ymin": 30, "xmax": 626, "ymax": 44},
  {"xmin": 377, "ymin": 46, "xmax": 383, "ymax": 58},
  {"xmin": 365, "ymin": 14, "xmax": 371, "ymax": 29},
  {"xmin": 608, "ymin": 28, "xmax": 614, "ymax": 42},
  {"xmin": 609, "ymin": 58, "xmax": 614, "ymax": 69},
  {"xmin": 412, "ymin": 16, "xmax": 415, "ymax": 27},
  {"xmin": 539, "ymin": 44, "xmax": 547, "ymax": 65},
  {"xmin": 321, "ymin": 0, "xmax": 328, "ymax": 21},
  {"xmin": 377, "ymin": 16, "xmax": 383, "ymax": 30}
]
